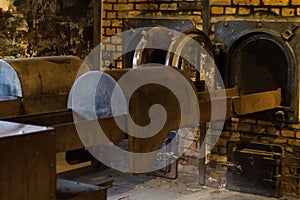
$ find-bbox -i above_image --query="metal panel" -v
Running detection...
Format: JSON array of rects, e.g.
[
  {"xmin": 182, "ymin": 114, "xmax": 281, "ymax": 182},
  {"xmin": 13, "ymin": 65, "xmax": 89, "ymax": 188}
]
[
  {"xmin": 2, "ymin": 56, "xmax": 83, "ymax": 115},
  {"xmin": 0, "ymin": 121, "xmax": 55, "ymax": 200},
  {"xmin": 0, "ymin": 98, "xmax": 22, "ymax": 118},
  {"xmin": 232, "ymin": 89, "xmax": 282, "ymax": 115},
  {"xmin": 215, "ymin": 20, "xmax": 300, "ymax": 122},
  {"xmin": 122, "ymin": 18, "xmax": 195, "ymax": 69},
  {"xmin": 227, "ymin": 142, "xmax": 283, "ymax": 197},
  {"xmin": 4, "ymin": 111, "xmax": 127, "ymax": 153}
]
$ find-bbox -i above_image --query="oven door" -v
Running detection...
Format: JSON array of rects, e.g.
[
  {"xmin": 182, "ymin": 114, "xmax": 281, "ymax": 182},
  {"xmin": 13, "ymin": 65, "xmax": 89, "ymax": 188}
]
[{"xmin": 215, "ymin": 20, "xmax": 300, "ymax": 123}]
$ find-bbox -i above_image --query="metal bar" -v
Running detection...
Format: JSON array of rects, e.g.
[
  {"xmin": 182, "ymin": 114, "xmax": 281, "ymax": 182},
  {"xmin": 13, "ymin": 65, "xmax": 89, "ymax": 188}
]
[
  {"xmin": 92, "ymin": 0, "xmax": 101, "ymax": 70},
  {"xmin": 93, "ymin": 0, "xmax": 101, "ymax": 48},
  {"xmin": 198, "ymin": 123, "xmax": 206, "ymax": 185},
  {"xmin": 232, "ymin": 89, "xmax": 282, "ymax": 115},
  {"xmin": 4, "ymin": 111, "xmax": 127, "ymax": 153},
  {"xmin": 55, "ymin": 116, "xmax": 127, "ymax": 153},
  {"xmin": 202, "ymin": 0, "xmax": 210, "ymax": 36},
  {"xmin": 4, "ymin": 110, "xmax": 73, "ymax": 126}
]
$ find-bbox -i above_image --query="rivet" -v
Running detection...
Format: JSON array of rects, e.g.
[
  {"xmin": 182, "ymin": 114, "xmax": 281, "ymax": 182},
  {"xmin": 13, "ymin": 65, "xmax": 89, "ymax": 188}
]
[
  {"xmin": 224, "ymin": 22, "xmax": 229, "ymax": 27},
  {"xmin": 257, "ymin": 22, "xmax": 263, "ymax": 28}
]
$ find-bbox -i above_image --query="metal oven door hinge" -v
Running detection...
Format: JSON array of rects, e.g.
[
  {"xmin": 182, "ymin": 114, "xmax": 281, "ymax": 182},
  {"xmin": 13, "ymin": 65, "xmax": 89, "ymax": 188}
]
[{"xmin": 282, "ymin": 23, "xmax": 299, "ymax": 41}]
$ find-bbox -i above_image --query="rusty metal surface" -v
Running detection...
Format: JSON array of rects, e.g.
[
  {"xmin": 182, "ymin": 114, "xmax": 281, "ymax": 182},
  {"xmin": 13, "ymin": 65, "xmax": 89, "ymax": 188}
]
[
  {"xmin": 122, "ymin": 18, "xmax": 195, "ymax": 69},
  {"xmin": 65, "ymin": 68, "xmax": 281, "ymax": 155},
  {"xmin": 2, "ymin": 56, "xmax": 83, "ymax": 115},
  {"xmin": 0, "ymin": 121, "xmax": 55, "ymax": 200},
  {"xmin": 5, "ymin": 110, "xmax": 74, "ymax": 126},
  {"xmin": 55, "ymin": 116, "xmax": 127, "ymax": 153},
  {"xmin": 0, "ymin": 98, "xmax": 22, "ymax": 118},
  {"xmin": 215, "ymin": 20, "xmax": 300, "ymax": 122},
  {"xmin": 232, "ymin": 89, "xmax": 281, "ymax": 115},
  {"xmin": 227, "ymin": 142, "xmax": 283, "ymax": 197}
]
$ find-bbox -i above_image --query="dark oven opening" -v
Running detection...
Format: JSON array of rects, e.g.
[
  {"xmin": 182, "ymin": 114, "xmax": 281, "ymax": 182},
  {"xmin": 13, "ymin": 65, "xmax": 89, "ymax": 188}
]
[
  {"xmin": 227, "ymin": 33, "xmax": 292, "ymax": 106},
  {"xmin": 223, "ymin": 31, "xmax": 298, "ymax": 122}
]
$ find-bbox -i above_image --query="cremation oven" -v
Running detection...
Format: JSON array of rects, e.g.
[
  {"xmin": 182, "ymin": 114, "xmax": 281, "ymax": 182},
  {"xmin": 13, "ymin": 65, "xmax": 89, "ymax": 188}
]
[{"xmin": 215, "ymin": 20, "xmax": 300, "ymax": 123}]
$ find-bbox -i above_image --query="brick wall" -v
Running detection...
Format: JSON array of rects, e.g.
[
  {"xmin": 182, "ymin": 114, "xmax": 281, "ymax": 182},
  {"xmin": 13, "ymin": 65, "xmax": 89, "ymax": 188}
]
[
  {"xmin": 204, "ymin": 117, "xmax": 300, "ymax": 198},
  {"xmin": 210, "ymin": 0, "xmax": 300, "ymax": 32},
  {"xmin": 101, "ymin": 0, "xmax": 300, "ymax": 197},
  {"xmin": 101, "ymin": 0, "xmax": 203, "ymax": 68},
  {"xmin": 211, "ymin": 0, "xmax": 300, "ymax": 18},
  {"xmin": 206, "ymin": 1, "xmax": 300, "ymax": 198}
]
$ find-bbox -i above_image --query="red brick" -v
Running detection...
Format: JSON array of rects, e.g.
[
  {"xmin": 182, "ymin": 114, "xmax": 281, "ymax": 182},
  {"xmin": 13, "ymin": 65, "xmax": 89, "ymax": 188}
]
[
  {"xmin": 105, "ymin": 28, "xmax": 117, "ymax": 36},
  {"xmin": 219, "ymin": 147, "xmax": 227, "ymax": 155},
  {"xmin": 270, "ymin": 8, "xmax": 280, "ymax": 15},
  {"xmin": 281, "ymin": 129, "xmax": 295, "ymax": 138},
  {"xmin": 288, "ymin": 139, "xmax": 300, "ymax": 147},
  {"xmin": 112, "ymin": 20, "xmax": 122, "ymax": 27},
  {"xmin": 282, "ymin": 8, "xmax": 295, "ymax": 16},
  {"xmin": 102, "ymin": 20, "xmax": 111, "ymax": 27},
  {"xmin": 135, "ymin": 3, "xmax": 148, "ymax": 10},
  {"xmin": 252, "ymin": 124, "xmax": 267, "ymax": 134},
  {"xmin": 233, "ymin": 0, "xmax": 260, "ymax": 6},
  {"xmin": 225, "ymin": 7, "xmax": 237, "ymax": 14},
  {"xmin": 274, "ymin": 138, "xmax": 287, "ymax": 143},
  {"xmin": 160, "ymin": 3, "xmax": 177, "ymax": 11},
  {"xmin": 216, "ymin": 138, "xmax": 227, "ymax": 147},
  {"xmin": 296, "ymin": 8, "xmax": 300, "ymax": 16},
  {"xmin": 107, "ymin": 12, "xmax": 116, "ymax": 18},
  {"xmin": 296, "ymin": 131, "xmax": 300, "ymax": 139},
  {"xmin": 260, "ymin": 136, "xmax": 274, "ymax": 142},
  {"xmin": 178, "ymin": 2, "xmax": 203, "ymax": 11},
  {"xmin": 211, "ymin": 0, "xmax": 231, "ymax": 5},
  {"xmin": 292, "ymin": 0, "xmax": 300, "ymax": 5},
  {"xmin": 239, "ymin": 7, "xmax": 251, "ymax": 15},
  {"xmin": 237, "ymin": 123, "xmax": 252, "ymax": 132},
  {"xmin": 230, "ymin": 132, "xmax": 241, "ymax": 140},
  {"xmin": 114, "ymin": 4, "xmax": 134, "ymax": 10},
  {"xmin": 267, "ymin": 126, "xmax": 280, "ymax": 136},
  {"xmin": 285, "ymin": 146, "xmax": 294, "ymax": 153},
  {"xmin": 262, "ymin": 0, "xmax": 289, "ymax": 6},
  {"xmin": 211, "ymin": 6, "xmax": 224, "ymax": 15},
  {"xmin": 257, "ymin": 120, "xmax": 274, "ymax": 126},
  {"xmin": 128, "ymin": 0, "xmax": 147, "ymax": 2}
]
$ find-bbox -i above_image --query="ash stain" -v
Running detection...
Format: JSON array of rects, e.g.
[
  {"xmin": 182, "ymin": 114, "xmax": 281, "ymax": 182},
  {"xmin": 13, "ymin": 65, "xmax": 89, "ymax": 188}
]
[{"xmin": 0, "ymin": 0, "xmax": 93, "ymax": 59}]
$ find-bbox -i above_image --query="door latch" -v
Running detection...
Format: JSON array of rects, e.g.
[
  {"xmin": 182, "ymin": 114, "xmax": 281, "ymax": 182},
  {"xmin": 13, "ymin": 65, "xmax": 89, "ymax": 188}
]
[{"xmin": 220, "ymin": 162, "xmax": 243, "ymax": 175}]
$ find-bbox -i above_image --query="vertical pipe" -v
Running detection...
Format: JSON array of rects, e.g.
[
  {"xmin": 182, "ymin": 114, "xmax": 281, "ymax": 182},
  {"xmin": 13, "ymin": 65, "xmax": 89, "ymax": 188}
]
[
  {"xmin": 93, "ymin": 0, "xmax": 101, "ymax": 48},
  {"xmin": 202, "ymin": 0, "xmax": 210, "ymax": 36},
  {"xmin": 198, "ymin": 123, "xmax": 206, "ymax": 185},
  {"xmin": 200, "ymin": 1, "xmax": 210, "ymax": 183},
  {"xmin": 93, "ymin": 0, "xmax": 102, "ymax": 70}
]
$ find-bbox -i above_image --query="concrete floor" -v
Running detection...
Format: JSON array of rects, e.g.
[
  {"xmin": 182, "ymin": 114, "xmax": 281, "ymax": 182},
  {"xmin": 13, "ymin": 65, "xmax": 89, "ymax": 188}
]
[
  {"xmin": 106, "ymin": 172, "xmax": 279, "ymax": 200},
  {"xmin": 56, "ymin": 153, "xmax": 296, "ymax": 200}
]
